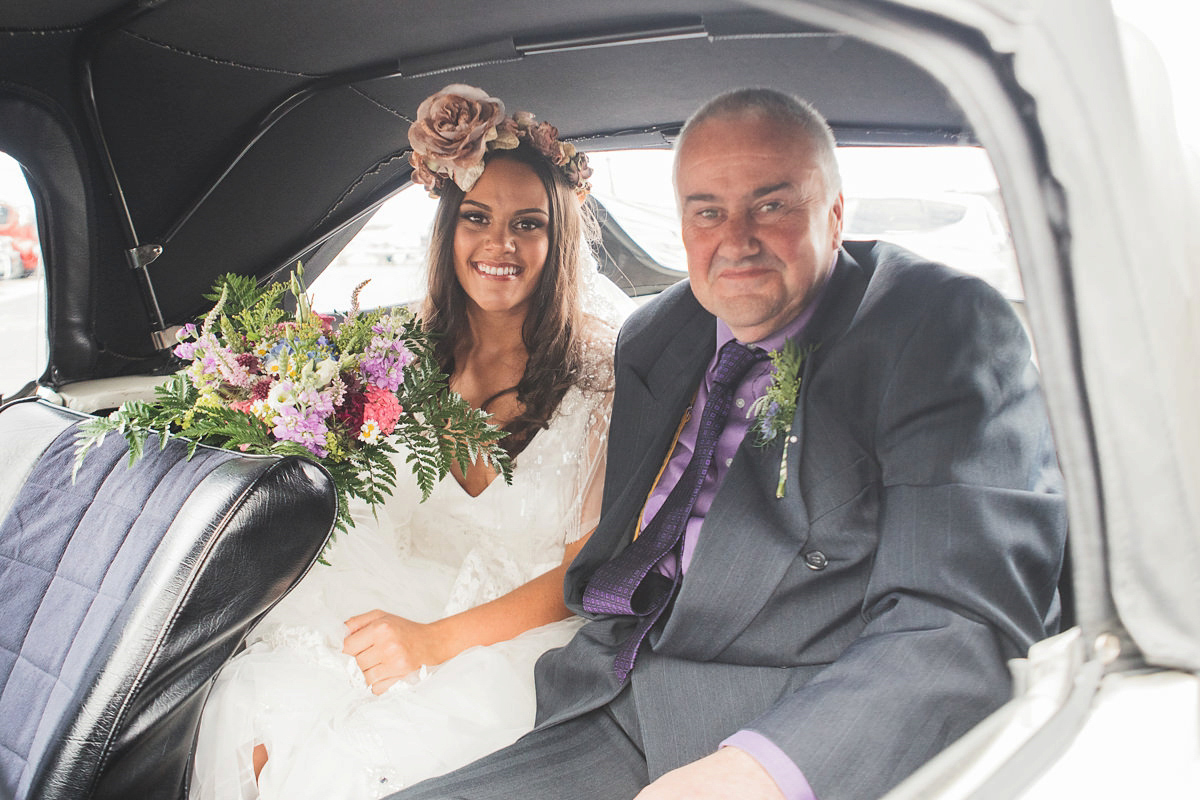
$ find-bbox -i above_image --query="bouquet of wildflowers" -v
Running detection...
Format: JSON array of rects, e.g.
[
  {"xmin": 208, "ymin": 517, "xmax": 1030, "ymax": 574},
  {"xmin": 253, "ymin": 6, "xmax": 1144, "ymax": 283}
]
[{"xmin": 74, "ymin": 270, "xmax": 510, "ymax": 537}]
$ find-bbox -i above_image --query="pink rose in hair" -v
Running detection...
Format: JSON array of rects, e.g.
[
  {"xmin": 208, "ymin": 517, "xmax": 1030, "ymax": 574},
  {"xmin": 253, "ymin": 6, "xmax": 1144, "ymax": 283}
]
[
  {"xmin": 526, "ymin": 121, "xmax": 567, "ymax": 166},
  {"xmin": 562, "ymin": 150, "xmax": 594, "ymax": 188},
  {"xmin": 408, "ymin": 152, "xmax": 446, "ymax": 196},
  {"xmin": 408, "ymin": 84, "xmax": 506, "ymax": 192},
  {"xmin": 406, "ymin": 84, "xmax": 594, "ymax": 198},
  {"xmin": 492, "ymin": 117, "xmax": 520, "ymax": 150}
]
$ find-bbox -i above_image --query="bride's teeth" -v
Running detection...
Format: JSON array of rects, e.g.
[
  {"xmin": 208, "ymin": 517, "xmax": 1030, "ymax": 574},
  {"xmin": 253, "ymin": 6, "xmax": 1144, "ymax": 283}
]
[{"xmin": 475, "ymin": 262, "xmax": 519, "ymax": 277}]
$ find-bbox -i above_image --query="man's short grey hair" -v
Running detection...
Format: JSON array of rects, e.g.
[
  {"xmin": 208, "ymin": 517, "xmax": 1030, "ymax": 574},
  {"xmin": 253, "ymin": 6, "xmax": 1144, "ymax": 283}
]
[{"xmin": 675, "ymin": 88, "xmax": 842, "ymax": 200}]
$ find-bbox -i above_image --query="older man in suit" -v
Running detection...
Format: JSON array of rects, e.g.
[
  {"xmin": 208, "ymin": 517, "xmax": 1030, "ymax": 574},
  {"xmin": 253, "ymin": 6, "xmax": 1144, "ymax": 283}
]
[{"xmin": 392, "ymin": 89, "xmax": 1065, "ymax": 800}]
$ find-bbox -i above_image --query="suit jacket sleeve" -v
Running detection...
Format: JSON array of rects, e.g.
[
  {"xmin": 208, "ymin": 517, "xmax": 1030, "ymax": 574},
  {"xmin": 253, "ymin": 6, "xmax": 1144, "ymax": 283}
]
[{"xmin": 746, "ymin": 272, "xmax": 1065, "ymax": 799}]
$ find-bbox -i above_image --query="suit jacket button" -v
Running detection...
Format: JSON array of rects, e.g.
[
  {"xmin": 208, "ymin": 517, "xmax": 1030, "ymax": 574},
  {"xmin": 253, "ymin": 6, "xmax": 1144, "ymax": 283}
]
[{"xmin": 804, "ymin": 551, "xmax": 828, "ymax": 570}]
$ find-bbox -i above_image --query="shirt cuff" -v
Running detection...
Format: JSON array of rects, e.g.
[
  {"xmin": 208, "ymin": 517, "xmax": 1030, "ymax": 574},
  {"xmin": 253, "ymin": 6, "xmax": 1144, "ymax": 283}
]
[{"xmin": 721, "ymin": 730, "xmax": 818, "ymax": 800}]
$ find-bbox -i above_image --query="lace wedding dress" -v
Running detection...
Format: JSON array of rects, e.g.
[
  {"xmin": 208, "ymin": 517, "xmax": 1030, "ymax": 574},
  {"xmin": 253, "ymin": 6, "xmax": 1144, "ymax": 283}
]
[{"xmin": 190, "ymin": 315, "xmax": 619, "ymax": 800}]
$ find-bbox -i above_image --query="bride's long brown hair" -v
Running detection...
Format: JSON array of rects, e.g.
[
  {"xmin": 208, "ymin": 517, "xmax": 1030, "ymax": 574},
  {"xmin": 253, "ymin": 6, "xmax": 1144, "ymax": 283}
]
[{"xmin": 421, "ymin": 142, "xmax": 587, "ymax": 457}]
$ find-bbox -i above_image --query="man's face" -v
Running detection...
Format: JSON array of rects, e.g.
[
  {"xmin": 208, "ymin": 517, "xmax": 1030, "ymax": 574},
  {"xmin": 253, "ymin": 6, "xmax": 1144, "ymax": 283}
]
[{"xmin": 675, "ymin": 114, "xmax": 843, "ymax": 342}]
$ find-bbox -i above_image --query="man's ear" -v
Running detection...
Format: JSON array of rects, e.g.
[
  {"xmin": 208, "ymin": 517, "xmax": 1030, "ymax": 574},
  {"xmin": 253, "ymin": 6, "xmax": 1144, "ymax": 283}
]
[{"xmin": 829, "ymin": 192, "xmax": 845, "ymax": 249}]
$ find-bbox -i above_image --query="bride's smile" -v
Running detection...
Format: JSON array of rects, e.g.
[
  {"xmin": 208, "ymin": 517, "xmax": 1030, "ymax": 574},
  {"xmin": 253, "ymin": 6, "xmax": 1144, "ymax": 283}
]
[{"xmin": 471, "ymin": 260, "xmax": 523, "ymax": 278}]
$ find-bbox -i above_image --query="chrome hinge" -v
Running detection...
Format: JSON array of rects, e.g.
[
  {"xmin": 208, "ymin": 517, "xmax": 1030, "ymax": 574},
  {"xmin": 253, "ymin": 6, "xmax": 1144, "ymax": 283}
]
[
  {"xmin": 150, "ymin": 325, "xmax": 184, "ymax": 351},
  {"xmin": 125, "ymin": 243, "xmax": 163, "ymax": 270}
]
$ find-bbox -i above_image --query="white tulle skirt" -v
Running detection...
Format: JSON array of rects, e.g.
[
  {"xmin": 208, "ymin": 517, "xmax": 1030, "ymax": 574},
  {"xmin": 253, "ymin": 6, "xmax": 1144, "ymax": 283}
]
[{"xmin": 189, "ymin": 513, "xmax": 583, "ymax": 800}]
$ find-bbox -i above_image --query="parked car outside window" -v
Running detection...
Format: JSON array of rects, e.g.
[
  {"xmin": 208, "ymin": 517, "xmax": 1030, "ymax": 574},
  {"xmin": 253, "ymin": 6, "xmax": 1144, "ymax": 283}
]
[{"xmin": 0, "ymin": 151, "xmax": 46, "ymax": 401}]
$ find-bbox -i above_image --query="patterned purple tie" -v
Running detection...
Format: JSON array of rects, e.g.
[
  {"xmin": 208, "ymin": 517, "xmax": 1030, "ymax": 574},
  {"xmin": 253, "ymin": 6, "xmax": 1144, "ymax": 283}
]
[{"xmin": 582, "ymin": 339, "xmax": 766, "ymax": 680}]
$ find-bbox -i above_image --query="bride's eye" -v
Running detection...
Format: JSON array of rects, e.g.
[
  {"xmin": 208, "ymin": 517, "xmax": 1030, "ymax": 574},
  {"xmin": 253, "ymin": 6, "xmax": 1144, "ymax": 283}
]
[
  {"xmin": 460, "ymin": 211, "xmax": 489, "ymax": 226},
  {"xmin": 513, "ymin": 217, "xmax": 546, "ymax": 233}
]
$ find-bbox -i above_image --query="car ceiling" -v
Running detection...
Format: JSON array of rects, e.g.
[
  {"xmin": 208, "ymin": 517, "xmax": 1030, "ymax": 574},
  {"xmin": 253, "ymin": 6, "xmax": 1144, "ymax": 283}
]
[{"xmin": 0, "ymin": 0, "xmax": 969, "ymax": 383}]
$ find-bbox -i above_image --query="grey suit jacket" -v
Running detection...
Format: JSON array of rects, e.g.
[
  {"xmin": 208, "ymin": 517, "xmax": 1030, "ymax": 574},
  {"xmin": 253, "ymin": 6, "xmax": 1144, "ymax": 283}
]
[{"xmin": 534, "ymin": 241, "xmax": 1066, "ymax": 800}]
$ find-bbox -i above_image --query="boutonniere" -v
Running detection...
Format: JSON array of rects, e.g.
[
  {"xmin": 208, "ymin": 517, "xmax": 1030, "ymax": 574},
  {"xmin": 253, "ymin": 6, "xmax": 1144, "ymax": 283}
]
[{"xmin": 749, "ymin": 338, "xmax": 816, "ymax": 498}]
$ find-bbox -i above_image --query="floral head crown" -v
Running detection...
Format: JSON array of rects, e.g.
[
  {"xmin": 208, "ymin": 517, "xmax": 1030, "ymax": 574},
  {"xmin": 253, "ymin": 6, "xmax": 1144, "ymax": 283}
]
[{"xmin": 407, "ymin": 84, "xmax": 593, "ymax": 199}]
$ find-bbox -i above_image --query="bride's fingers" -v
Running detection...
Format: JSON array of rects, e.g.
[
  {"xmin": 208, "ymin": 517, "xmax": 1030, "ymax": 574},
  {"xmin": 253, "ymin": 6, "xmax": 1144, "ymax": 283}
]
[
  {"xmin": 342, "ymin": 615, "xmax": 391, "ymax": 656},
  {"xmin": 341, "ymin": 611, "xmax": 427, "ymax": 680},
  {"xmin": 361, "ymin": 663, "xmax": 383, "ymax": 685},
  {"xmin": 344, "ymin": 608, "xmax": 387, "ymax": 637},
  {"xmin": 369, "ymin": 675, "xmax": 401, "ymax": 695},
  {"xmin": 355, "ymin": 640, "xmax": 417, "ymax": 681},
  {"xmin": 361, "ymin": 658, "xmax": 416, "ymax": 693},
  {"xmin": 347, "ymin": 637, "xmax": 394, "ymax": 676},
  {"xmin": 342, "ymin": 628, "xmax": 371, "ymax": 656},
  {"xmin": 352, "ymin": 647, "xmax": 383, "ymax": 674}
]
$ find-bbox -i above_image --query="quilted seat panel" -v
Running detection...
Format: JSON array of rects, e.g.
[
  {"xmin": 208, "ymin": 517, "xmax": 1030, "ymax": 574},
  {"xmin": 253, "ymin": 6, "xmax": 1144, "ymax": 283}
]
[{"xmin": 0, "ymin": 399, "xmax": 336, "ymax": 800}]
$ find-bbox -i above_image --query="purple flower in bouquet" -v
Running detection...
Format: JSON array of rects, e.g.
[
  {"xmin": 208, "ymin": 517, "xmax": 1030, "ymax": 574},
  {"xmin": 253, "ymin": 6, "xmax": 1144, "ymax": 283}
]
[
  {"xmin": 173, "ymin": 324, "xmax": 200, "ymax": 359},
  {"xmin": 174, "ymin": 340, "xmax": 199, "ymax": 361},
  {"xmin": 268, "ymin": 380, "xmax": 336, "ymax": 457},
  {"xmin": 180, "ymin": 331, "xmax": 232, "ymax": 393},
  {"xmin": 272, "ymin": 405, "xmax": 329, "ymax": 457},
  {"xmin": 360, "ymin": 317, "xmax": 416, "ymax": 391}
]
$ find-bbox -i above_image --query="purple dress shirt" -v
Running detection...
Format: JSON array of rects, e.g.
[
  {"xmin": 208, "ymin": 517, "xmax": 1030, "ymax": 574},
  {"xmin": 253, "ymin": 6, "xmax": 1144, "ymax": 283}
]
[{"xmin": 638, "ymin": 276, "xmax": 831, "ymax": 800}]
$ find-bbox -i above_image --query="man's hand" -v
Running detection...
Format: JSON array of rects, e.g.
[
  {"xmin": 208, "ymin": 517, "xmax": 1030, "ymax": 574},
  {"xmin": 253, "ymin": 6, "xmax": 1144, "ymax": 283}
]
[
  {"xmin": 342, "ymin": 610, "xmax": 446, "ymax": 695},
  {"xmin": 634, "ymin": 747, "xmax": 786, "ymax": 800}
]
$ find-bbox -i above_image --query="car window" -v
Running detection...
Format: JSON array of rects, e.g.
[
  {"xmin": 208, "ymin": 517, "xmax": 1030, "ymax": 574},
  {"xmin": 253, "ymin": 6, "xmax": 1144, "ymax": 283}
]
[
  {"xmin": 0, "ymin": 151, "xmax": 46, "ymax": 401},
  {"xmin": 589, "ymin": 150, "xmax": 685, "ymax": 273},
  {"xmin": 311, "ymin": 145, "xmax": 1023, "ymax": 314},
  {"xmin": 839, "ymin": 146, "xmax": 1022, "ymax": 300},
  {"xmin": 310, "ymin": 188, "xmax": 435, "ymax": 314},
  {"xmin": 587, "ymin": 146, "xmax": 1022, "ymax": 300}
]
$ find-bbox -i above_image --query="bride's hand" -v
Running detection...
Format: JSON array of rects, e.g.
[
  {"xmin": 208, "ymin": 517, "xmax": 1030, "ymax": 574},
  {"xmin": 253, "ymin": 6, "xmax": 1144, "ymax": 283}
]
[{"xmin": 342, "ymin": 610, "xmax": 447, "ymax": 695}]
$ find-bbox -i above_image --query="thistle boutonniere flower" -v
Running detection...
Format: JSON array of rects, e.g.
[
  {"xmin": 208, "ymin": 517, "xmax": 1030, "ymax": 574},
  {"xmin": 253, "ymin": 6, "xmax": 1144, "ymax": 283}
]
[{"xmin": 749, "ymin": 338, "xmax": 816, "ymax": 498}]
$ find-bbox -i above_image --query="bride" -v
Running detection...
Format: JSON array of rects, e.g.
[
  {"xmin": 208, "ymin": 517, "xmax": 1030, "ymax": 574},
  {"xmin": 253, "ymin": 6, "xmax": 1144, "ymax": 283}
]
[{"xmin": 190, "ymin": 85, "xmax": 631, "ymax": 799}]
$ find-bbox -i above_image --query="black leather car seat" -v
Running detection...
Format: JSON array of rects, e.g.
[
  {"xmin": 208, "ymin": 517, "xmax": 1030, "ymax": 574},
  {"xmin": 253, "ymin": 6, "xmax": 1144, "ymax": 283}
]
[{"xmin": 0, "ymin": 398, "xmax": 336, "ymax": 800}]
